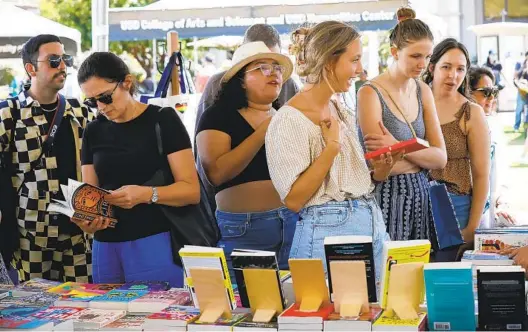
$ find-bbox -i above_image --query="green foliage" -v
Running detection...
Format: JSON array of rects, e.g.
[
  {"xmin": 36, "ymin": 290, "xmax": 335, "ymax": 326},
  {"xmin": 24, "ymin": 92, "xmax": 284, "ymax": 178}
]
[{"xmin": 40, "ymin": 0, "xmax": 157, "ymax": 75}]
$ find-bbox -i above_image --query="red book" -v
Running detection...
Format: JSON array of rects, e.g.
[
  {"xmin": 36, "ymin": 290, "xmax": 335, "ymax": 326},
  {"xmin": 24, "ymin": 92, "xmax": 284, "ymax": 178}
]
[
  {"xmin": 277, "ymin": 303, "xmax": 334, "ymax": 324},
  {"xmin": 364, "ymin": 138, "xmax": 430, "ymax": 160}
]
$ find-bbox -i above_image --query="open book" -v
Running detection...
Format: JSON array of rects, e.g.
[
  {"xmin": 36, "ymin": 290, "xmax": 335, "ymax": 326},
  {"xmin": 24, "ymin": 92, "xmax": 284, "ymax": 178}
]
[{"xmin": 47, "ymin": 179, "xmax": 117, "ymax": 225}]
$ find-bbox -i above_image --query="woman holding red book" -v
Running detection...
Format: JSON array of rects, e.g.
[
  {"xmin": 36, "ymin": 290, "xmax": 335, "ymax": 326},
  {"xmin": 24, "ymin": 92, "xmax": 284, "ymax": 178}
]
[
  {"xmin": 357, "ymin": 7, "xmax": 447, "ymax": 241},
  {"xmin": 265, "ymin": 21, "xmax": 395, "ymax": 285},
  {"xmin": 424, "ymin": 39, "xmax": 490, "ymax": 251}
]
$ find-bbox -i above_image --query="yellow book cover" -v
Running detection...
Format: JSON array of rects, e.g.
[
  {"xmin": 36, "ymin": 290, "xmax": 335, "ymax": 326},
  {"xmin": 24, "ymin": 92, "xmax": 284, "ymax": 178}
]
[
  {"xmin": 244, "ymin": 269, "xmax": 284, "ymax": 316},
  {"xmin": 373, "ymin": 310, "xmax": 427, "ymax": 328},
  {"xmin": 379, "ymin": 240, "xmax": 431, "ymax": 309},
  {"xmin": 179, "ymin": 246, "xmax": 236, "ymax": 310}
]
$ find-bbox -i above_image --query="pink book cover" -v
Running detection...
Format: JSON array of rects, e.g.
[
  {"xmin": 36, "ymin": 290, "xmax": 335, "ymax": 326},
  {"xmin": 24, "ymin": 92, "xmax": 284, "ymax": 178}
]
[
  {"xmin": 29, "ymin": 306, "xmax": 85, "ymax": 321},
  {"xmin": 146, "ymin": 305, "xmax": 200, "ymax": 321},
  {"xmin": 132, "ymin": 289, "xmax": 191, "ymax": 305}
]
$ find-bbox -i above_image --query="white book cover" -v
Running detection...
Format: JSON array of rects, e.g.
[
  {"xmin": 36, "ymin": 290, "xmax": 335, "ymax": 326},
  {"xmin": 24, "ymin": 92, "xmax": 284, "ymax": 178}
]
[{"xmin": 71, "ymin": 308, "xmax": 126, "ymax": 329}]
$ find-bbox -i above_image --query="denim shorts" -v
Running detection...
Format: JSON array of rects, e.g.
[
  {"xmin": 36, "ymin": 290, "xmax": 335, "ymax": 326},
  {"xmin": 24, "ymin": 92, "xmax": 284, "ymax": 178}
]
[
  {"xmin": 289, "ymin": 196, "xmax": 390, "ymax": 287},
  {"xmin": 448, "ymin": 193, "xmax": 472, "ymax": 230},
  {"xmin": 216, "ymin": 207, "xmax": 298, "ymax": 272}
]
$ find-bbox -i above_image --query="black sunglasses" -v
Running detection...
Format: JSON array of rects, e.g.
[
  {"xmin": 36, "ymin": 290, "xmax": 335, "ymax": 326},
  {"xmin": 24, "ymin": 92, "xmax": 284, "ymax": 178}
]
[
  {"xmin": 83, "ymin": 82, "xmax": 121, "ymax": 108},
  {"xmin": 474, "ymin": 87, "xmax": 499, "ymax": 98},
  {"xmin": 36, "ymin": 54, "xmax": 74, "ymax": 69}
]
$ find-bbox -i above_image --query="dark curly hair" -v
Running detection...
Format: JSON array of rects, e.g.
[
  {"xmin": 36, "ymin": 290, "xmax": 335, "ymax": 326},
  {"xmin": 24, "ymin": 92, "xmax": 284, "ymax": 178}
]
[{"xmin": 213, "ymin": 66, "xmax": 281, "ymax": 113}]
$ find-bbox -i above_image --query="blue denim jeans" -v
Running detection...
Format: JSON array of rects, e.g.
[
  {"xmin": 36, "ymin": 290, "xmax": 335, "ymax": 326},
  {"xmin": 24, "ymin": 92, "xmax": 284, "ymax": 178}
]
[
  {"xmin": 93, "ymin": 231, "xmax": 184, "ymax": 287},
  {"xmin": 289, "ymin": 196, "xmax": 390, "ymax": 287},
  {"xmin": 448, "ymin": 193, "xmax": 472, "ymax": 230},
  {"xmin": 514, "ymin": 92, "xmax": 528, "ymax": 130},
  {"xmin": 216, "ymin": 207, "xmax": 298, "ymax": 274}
]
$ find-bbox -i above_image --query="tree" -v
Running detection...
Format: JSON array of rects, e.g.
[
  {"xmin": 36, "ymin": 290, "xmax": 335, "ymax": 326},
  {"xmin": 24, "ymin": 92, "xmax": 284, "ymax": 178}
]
[{"xmin": 40, "ymin": 0, "xmax": 157, "ymax": 76}]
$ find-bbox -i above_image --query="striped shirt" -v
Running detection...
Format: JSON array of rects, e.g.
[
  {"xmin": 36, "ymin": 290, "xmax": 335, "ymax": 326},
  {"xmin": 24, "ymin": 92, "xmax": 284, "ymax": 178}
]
[{"xmin": 265, "ymin": 101, "xmax": 374, "ymax": 209}]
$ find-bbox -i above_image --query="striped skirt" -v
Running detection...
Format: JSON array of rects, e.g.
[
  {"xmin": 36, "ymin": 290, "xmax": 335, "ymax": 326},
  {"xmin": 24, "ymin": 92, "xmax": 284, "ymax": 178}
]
[{"xmin": 374, "ymin": 171, "xmax": 432, "ymax": 241}]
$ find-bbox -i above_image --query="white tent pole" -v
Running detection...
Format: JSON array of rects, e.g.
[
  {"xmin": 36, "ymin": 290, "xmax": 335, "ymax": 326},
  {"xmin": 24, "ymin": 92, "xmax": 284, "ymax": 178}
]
[{"xmin": 92, "ymin": 0, "xmax": 109, "ymax": 52}]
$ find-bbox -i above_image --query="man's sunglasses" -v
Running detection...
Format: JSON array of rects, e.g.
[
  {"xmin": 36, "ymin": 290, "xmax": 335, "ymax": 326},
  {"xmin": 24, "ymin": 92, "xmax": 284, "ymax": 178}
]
[
  {"xmin": 36, "ymin": 54, "xmax": 74, "ymax": 69},
  {"xmin": 83, "ymin": 82, "xmax": 120, "ymax": 108},
  {"xmin": 474, "ymin": 87, "xmax": 499, "ymax": 98}
]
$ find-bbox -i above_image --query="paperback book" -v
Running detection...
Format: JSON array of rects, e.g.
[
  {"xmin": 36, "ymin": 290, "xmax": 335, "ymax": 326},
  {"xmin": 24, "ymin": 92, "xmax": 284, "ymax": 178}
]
[{"xmin": 47, "ymin": 179, "xmax": 117, "ymax": 223}]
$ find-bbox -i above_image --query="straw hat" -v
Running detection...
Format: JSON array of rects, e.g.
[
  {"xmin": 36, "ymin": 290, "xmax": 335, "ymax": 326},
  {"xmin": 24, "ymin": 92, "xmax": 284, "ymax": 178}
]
[{"xmin": 221, "ymin": 41, "xmax": 293, "ymax": 83}]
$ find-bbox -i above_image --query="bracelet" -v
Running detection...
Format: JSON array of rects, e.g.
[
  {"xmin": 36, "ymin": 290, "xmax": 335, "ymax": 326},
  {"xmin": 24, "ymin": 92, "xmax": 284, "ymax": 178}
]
[{"xmin": 331, "ymin": 139, "xmax": 340, "ymax": 145}]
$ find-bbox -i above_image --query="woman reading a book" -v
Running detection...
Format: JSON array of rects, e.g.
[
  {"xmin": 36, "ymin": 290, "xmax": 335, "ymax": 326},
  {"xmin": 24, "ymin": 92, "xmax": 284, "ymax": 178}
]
[
  {"xmin": 265, "ymin": 21, "xmax": 394, "ymax": 282},
  {"xmin": 424, "ymin": 39, "xmax": 490, "ymax": 250},
  {"xmin": 77, "ymin": 52, "xmax": 200, "ymax": 287},
  {"xmin": 468, "ymin": 66, "xmax": 516, "ymax": 228},
  {"xmin": 195, "ymin": 42, "xmax": 299, "ymax": 272},
  {"xmin": 357, "ymin": 7, "xmax": 447, "ymax": 242}
]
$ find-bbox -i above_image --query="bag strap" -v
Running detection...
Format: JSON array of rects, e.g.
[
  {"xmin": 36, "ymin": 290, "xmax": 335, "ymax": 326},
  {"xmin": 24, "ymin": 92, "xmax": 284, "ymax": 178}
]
[
  {"xmin": 369, "ymin": 80, "xmax": 417, "ymax": 138},
  {"xmin": 154, "ymin": 53, "xmax": 177, "ymax": 98}
]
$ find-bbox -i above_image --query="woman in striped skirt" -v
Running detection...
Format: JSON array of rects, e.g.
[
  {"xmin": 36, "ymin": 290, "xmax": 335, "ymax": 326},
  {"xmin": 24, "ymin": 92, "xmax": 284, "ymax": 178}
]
[{"xmin": 357, "ymin": 7, "xmax": 447, "ymax": 241}]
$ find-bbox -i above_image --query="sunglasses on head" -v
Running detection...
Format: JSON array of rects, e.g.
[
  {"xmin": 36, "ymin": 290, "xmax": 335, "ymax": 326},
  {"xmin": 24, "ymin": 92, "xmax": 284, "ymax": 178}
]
[
  {"xmin": 83, "ymin": 82, "xmax": 121, "ymax": 108},
  {"xmin": 36, "ymin": 54, "xmax": 74, "ymax": 69},
  {"xmin": 475, "ymin": 87, "xmax": 499, "ymax": 98}
]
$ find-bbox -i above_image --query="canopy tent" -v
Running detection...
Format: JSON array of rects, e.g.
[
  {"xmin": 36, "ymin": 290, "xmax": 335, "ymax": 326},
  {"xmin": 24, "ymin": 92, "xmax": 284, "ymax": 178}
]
[{"xmin": 0, "ymin": 3, "xmax": 81, "ymax": 59}]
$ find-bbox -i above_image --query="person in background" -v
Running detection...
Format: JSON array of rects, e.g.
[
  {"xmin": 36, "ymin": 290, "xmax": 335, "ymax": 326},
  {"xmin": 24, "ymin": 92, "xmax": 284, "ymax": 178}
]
[
  {"xmin": 195, "ymin": 54, "xmax": 216, "ymax": 93},
  {"xmin": 424, "ymin": 38, "xmax": 490, "ymax": 251},
  {"xmin": 196, "ymin": 42, "xmax": 298, "ymax": 273},
  {"xmin": 196, "ymin": 24, "xmax": 300, "ymax": 216},
  {"xmin": 355, "ymin": 69, "xmax": 368, "ymax": 95},
  {"xmin": 0, "ymin": 35, "xmax": 94, "ymax": 283},
  {"xmin": 468, "ymin": 66, "xmax": 516, "ymax": 227},
  {"xmin": 484, "ymin": 50, "xmax": 504, "ymax": 89},
  {"xmin": 513, "ymin": 51, "xmax": 528, "ymax": 132},
  {"xmin": 266, "ymin": 21, "xmax": 396, "ymax": 284},
  {"xmin": 78, "ymin": 52, "xmax": 199, "ymax": 287},
  {"xmin": 357, "ymin": 7, "xmax": 446, "ymax": 242}
]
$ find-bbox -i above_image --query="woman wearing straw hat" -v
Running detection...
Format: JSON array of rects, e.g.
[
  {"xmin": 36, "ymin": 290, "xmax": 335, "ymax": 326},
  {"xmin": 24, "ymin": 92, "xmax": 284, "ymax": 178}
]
[{"xmin": 196, "ymin": 41, "xmax": 298, "ymax": 273}]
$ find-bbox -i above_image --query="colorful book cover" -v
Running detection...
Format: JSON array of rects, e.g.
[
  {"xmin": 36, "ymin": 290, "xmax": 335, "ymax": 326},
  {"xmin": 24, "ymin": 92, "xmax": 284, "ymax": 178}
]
[
  {"xmin": 117, "ymin": 280, "xmax": 170, "ymax": 292},
  {"xmin": 326, "ymin": 306, "xmax": 383, "ymax": 322},
  {"xmin": 424, "ymin": 262, "xmax": 476, "ymax": 331},
  {"xmin": 28, "ymin": 306, "xmax": 85, "ymax": 321},
  {"xmin": 0, "ymin": 306, "xmax": 44, "ymax": 318},
  {"xmin": 191, "ymin": 313, "xmax": 249, "ymax": 327},
  {"xmin": 461, "ymin": 250, "xmax": 512, "ymax": 261},
  {"xmin": 0, "ymin": 292, "xmax": 60, "ymax": 307},
  {"xmin": 90, "ymin": 289, "xmax": 149, "ymax": 303},
  {"xmin": 0, "ymin": 315, "xmax": 52, "ymax": 330},
  {"xmin": 48, "ymin": 282, "xmax": 120, "ymax": 295},
  {"xmin": 14, "ymin": 278, "xmax": 61, "ymax": 293},
  {"xmin": 72, "ymin": 308, "xmax": 126, "ymax": 329},
  {"xmin": 475, "ymin": 229, "xmax": 528, "ymax": 252},
  {"xmin": 373, "ymin": 311, "xmax": 427, "ymax": 330},
  {"xmin": 277, "ymin": 303, "xmax": 334, "ymax": 324},
  {"xmin": 145, "ymin": 305, "xmax": 201, "ymax": 322},
  {"xmin": 379, "ymin": 240, "xmax": 431, "ymax": 308},
  {"xmin": 128, "ymin": 289, "xmax": 192, "ymax": 313},
  {"xmin": 234, "ymin": 316, "xmax": 278, "ymax": 329},
  {"xmin": 104, "ymin": 314, "xmax": 147, "ymax": 329},
  {"xmin": 324, "ymin": 306, "xmax": 383, "ymax": 331}
]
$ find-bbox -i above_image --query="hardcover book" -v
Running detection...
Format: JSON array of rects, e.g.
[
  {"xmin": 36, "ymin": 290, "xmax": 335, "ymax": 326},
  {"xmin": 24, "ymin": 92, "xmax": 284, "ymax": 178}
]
[{"xmin": 364, "ymin": 138, "xmax": 429, "ymax": 160}]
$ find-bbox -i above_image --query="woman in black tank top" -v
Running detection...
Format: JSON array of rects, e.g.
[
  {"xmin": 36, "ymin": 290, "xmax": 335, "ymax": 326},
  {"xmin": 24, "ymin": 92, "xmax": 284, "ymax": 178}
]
[{"xmin": 196, "ymin": 42, "xmax": 299, "ymax": 275}]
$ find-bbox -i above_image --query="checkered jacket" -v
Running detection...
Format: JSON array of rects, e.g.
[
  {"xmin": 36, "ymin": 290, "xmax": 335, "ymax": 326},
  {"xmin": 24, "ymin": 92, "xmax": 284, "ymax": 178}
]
[{"xmin": 0, "ymin": 91, "xmax": 94, "ymax": 249}]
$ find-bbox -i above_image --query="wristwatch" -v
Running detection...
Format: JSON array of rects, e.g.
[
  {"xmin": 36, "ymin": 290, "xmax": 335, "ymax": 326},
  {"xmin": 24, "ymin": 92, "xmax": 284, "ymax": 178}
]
[{"xmin": 150, "ymin": 187, "xmax": 159, "ymax": 204}]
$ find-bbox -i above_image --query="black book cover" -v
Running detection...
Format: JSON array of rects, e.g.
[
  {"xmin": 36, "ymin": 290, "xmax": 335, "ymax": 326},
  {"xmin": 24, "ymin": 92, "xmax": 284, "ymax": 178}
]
[
  {"xmin": 477, "ymin": 270, "xmax": 527, "ymax": 331},
  {"xmin": 324, "ymin": 241, "xmax": 376, "ymax": 302},
  {"xmin": 231, "ymin": 251, "xmax": 283, "ymax": 308}
]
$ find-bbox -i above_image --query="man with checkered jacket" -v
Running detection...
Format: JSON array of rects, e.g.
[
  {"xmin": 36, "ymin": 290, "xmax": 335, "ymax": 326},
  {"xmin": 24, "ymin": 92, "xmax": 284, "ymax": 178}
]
[{"xmin": 0, "ymin": 35, "xmax": 94, "ymax": 283}]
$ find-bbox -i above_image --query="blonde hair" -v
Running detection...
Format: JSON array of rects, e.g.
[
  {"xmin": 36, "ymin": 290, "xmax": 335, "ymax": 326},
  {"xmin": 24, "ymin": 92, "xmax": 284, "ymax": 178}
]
[{"xmin": 289, "ymin": 21, "xmax": 360, "ymax": 84}]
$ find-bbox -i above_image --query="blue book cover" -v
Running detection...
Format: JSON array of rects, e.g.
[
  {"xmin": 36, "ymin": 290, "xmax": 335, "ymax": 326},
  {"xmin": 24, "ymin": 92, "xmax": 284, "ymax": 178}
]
[
  {"xmin": 462, "ymin": 250, "xmax": 511, "ymax": 261},
  {"xmin": 424, "ymin": 262, "xmax": 476, "ymax": 331},
  {"xmin": 117, "ymin": 281, "xmax": 170, "ymax": 292},
  {"xmin": 90, "ymin": 289, "xmax": 149, "ymax": 303}
]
